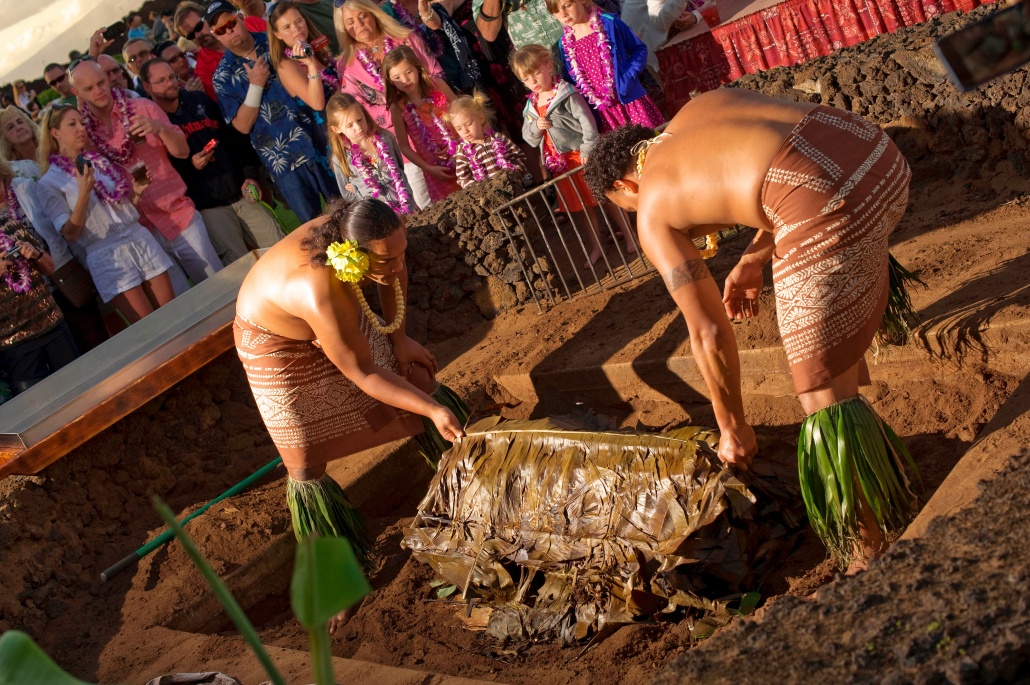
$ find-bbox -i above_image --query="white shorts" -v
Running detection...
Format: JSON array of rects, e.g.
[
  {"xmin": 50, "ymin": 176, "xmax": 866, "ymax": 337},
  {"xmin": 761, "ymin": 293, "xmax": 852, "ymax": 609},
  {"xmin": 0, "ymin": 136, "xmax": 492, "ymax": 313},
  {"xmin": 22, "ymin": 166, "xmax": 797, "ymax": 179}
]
[{"xmin": 85, "ymin": 224, "xmax": 175, "ymax": 303}]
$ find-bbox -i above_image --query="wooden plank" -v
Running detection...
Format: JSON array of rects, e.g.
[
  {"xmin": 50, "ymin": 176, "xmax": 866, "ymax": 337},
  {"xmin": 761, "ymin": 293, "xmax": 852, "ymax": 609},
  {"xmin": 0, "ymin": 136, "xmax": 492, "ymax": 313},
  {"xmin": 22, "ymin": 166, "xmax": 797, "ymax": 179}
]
[{"xmin": 0, "ymin": 251, "xmax": 261, "ymax": 480}]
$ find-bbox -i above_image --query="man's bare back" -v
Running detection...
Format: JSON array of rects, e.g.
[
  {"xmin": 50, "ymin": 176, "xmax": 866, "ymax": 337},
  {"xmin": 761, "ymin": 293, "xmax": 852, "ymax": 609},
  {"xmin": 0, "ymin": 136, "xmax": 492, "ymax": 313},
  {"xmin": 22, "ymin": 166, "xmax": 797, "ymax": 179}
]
[{"xmin": 639, "ymin": 89, "xmax": 817, "ymax": 237}]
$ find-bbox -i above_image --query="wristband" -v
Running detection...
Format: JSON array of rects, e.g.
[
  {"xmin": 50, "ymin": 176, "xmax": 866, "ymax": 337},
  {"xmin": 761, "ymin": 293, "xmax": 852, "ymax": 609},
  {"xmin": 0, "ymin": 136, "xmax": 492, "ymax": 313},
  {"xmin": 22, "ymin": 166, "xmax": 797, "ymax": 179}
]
[
  {"xmin": 244, "ymin": 84, "xmax": 264, "ymax": 108},
  {"xmin": 421, "ymin": 12, "xmax": 434, "ymax": 21},
  {"xmin": 691, "ymin": 10, "xmax": 702, "ymax": 23},
  {"xmin": 479, "ymin": 9, "xmax": 500, "ymax": 21},
  {"xmin": 307, "ymin": 74, "xmax": 320, "ymax": 80}
]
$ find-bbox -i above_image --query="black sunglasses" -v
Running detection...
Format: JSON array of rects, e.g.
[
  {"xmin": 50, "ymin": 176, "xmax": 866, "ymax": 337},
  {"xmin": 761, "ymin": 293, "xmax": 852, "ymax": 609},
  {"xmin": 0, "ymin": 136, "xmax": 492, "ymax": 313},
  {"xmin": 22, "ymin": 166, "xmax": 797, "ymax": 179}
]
[
  {"xmin": 185, "ymin": 18, "xmax": 205, "ymax": 41},
  {"xmin": 67, "ymin": 54, "xmax": 97, "ymax": 72},
  {"xmin": 48, "ymin": 73, "xmax": 68, "ymax": 87}
]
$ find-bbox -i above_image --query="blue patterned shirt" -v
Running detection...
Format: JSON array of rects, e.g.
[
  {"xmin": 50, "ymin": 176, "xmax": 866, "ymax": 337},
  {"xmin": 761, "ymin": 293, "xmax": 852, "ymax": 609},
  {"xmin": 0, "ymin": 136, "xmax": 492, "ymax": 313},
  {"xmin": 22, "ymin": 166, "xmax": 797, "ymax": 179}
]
[{"xmin": 213, "ymin": 33, "xmax": 320, "ymax": 181}]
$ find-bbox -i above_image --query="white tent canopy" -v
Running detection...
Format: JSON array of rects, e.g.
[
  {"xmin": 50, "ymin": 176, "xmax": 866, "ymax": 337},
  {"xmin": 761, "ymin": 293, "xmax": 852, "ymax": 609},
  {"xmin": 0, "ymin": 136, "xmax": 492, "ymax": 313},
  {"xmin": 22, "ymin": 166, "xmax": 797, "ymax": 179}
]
[{"xmin": 0, "ymin": 0, "xmax": 144, "ymax": 85}]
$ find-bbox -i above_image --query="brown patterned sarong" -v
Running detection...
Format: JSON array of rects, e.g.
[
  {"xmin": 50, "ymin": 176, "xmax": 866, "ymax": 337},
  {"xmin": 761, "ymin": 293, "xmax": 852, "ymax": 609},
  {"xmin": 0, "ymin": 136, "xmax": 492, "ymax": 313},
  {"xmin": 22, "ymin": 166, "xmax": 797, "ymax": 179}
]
[
  {"xmin": 762, "ymin": 106, "xmax": 911, "ymax": 394},
  {"xmin": 233, "ymin": 312, "xmax": 424, "ymax": 471}
]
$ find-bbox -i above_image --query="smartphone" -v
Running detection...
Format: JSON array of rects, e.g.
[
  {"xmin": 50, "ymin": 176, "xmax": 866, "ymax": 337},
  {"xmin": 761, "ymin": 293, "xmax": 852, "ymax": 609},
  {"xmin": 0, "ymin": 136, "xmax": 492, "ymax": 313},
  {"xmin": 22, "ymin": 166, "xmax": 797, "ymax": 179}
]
[
  {"xmin": 935, "ymin": 2, "xmax": 1030, "ymax": 91},
  {"xmin": 4, "ymin": 245, "xmax": 22, "ymax": 260},
  {"xmin": 203, "ymin": 138, "xmax": 219, "ymax": 154},
  {"xmin": 103, "ymin": 21, "xmax": 127, "ymax": 41},
  {"xmin": 75, "ymin": 154, "xmax": 91, "ymax": 175}
]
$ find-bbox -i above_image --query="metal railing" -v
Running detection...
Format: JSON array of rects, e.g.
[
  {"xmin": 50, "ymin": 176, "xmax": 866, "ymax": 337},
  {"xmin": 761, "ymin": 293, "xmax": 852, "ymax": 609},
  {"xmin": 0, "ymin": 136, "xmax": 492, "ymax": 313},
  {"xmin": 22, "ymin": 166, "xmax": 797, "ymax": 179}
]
[{"xmin": 489, "ymin": 165, "xmax": 656, "ymax": 311}]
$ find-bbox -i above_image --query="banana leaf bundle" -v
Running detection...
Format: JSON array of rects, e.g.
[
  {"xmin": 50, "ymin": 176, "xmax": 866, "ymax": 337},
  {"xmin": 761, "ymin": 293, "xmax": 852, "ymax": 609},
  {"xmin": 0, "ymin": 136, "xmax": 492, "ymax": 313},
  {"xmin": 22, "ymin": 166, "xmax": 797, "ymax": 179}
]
[{"xmin": 402, "ymin": 417, "xmax": 799, "ymax": 643}]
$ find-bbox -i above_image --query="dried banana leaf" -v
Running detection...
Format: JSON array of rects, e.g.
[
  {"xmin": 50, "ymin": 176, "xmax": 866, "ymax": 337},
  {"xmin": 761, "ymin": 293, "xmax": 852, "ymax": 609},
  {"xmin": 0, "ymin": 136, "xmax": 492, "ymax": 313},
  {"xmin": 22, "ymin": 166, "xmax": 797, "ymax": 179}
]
[{"xmin": 402, "ymin": 417, "xmax": 799, "ymax": 643}]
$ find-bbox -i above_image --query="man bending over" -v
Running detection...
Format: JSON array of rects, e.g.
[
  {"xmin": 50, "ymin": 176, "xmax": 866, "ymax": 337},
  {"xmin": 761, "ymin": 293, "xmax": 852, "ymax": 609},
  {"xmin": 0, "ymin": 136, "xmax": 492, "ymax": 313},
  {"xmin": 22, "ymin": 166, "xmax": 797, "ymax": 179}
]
[{"xmin": 584, "ymin": 88, "xmax": 921, "ymax": 573}]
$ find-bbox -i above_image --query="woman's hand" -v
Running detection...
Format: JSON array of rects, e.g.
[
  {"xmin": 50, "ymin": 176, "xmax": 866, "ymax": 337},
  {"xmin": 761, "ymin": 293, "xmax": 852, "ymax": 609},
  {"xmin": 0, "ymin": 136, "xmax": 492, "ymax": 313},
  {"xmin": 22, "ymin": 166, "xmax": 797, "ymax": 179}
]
[
  {"xmin": 14, "ymin": 240, "xmax": 40, "ymax": 261},
  {"xmin": 293, "ymin": 40, "xmax": 320, "ymax": 69},
  {"xmin": 722, "ymin": 259, "xmax": 764, "ymax": 321},
  {"xmin": 717, "ymin": 423, "xmax": 757, "ymax": 471},
  {"xmin": 393, "ymin": 335, "xmax": 438, "ymax": 378},
  {"xmin": 74, "ymin": 164, "xmax": 95, "ymax": 196},
  {"xmin": 426, "ymin": 165, "xmax": 455, "ymax": 181},
  {"xmin": 431, "ymin": 405, "xmax": 465, "ymax": 442}
]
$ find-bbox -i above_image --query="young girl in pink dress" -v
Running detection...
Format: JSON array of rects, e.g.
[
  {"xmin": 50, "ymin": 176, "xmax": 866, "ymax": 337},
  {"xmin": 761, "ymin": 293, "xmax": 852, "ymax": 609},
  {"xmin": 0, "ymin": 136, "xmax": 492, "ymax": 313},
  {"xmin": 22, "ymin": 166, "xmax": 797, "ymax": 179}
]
[
  {"xmin": 547, "ymin": 0, "xmax": 666, "ymax": 132},
  {"xmin": 384, "ymin": 46, "xmax": 461, "ymax": 204}
]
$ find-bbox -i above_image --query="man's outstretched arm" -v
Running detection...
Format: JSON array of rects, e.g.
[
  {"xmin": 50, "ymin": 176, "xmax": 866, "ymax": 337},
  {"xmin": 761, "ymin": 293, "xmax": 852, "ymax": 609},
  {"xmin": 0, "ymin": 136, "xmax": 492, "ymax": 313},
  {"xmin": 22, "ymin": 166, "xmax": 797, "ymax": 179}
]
[{"xmin": 639, "ymin": 218, "xmax": 757, "ymax": 469}]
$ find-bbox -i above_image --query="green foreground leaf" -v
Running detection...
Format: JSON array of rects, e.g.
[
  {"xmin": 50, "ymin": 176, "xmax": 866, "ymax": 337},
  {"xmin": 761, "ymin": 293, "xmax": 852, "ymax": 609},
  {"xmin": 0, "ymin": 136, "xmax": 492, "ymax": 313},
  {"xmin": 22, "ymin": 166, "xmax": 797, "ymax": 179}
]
[
  {"xmin": 0, "ymin": 630, "xmax": 96, "ymax": 685},
  {"xmin": 291, "ymin": 536, "xmax": 371, "ymax": 629}
]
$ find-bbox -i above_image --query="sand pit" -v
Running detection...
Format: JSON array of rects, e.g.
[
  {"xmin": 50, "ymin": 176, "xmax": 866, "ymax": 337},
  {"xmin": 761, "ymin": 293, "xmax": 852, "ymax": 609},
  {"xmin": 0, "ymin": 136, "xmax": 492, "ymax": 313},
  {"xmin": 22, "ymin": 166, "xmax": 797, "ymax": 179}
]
[{"xmin": 2, "ymin": 3, "xmax": 1030, "ymax": 684}]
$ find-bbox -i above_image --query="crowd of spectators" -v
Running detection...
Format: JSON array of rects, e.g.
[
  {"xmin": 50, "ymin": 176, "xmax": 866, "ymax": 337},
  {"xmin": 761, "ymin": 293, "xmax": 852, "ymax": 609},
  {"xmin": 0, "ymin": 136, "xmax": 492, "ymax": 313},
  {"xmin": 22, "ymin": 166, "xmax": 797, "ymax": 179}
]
[{"xmin": 0, "ymin": 0, "xmax": 710, "ymax": 398}]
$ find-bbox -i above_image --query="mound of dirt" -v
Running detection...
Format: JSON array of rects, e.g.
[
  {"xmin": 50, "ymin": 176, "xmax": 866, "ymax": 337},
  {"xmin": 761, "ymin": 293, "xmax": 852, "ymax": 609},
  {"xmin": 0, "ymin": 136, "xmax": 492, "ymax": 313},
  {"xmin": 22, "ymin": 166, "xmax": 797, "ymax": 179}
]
[
  {"xmin": 655, "ymin": 450, "xmax": 1030, "ymax": 685},
  {"xmin": 729, "ymin": 3, "xmax": 1030, "ymax": 187}
]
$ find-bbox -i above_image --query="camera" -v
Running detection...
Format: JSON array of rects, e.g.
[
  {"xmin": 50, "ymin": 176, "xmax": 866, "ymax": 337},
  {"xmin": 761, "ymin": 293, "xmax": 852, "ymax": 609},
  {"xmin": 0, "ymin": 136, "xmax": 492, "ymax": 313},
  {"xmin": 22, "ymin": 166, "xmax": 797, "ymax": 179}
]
[
  {"xmin": 292, "ymin": 35, "xmax": 329, "ymax": 60},
  {"xmin": 103, "ymin": 21, "xmax": 126, "ymax": 41},
  {"xmin": 935, "ymin": 2, "xmax": 1030, "ymax": 90},
  {"xmin": 4, "ymin": 245, "xmax": 23, "ymax": 260},
  {"xmin": 75, "ymin": 154, "xmax": 91, "ymax": 175}
]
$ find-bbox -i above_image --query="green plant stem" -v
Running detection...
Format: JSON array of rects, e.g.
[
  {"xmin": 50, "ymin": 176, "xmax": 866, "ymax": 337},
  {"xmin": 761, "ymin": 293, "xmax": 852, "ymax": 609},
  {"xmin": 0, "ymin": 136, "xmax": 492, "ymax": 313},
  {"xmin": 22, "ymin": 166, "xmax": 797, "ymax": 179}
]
[
  {"xmin": 152, "ymin": 497, "xmax": 287, "ymax": 685},
  {"xmin": 308, "ymin": 627, "xmax": 334, "ymax": 685}
]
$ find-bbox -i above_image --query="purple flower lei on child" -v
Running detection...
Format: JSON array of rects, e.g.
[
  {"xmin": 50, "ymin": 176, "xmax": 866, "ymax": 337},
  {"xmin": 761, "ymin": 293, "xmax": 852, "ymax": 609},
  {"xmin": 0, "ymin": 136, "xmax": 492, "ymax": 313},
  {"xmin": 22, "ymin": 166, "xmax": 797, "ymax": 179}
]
[
  {"xmin": 80, "ymin": 88, "xmax": 137, "ymax": 165},
  {"xmin": 561, "ymin": 9, "xmax": 616, "ymax": 109},
  {"xmin": 355, "ymin": 36, "xmax": 399, "ymax": 90},
  {"xmin": 528, "ymin": 90, "xmax": 570, "ymax": 175},
  {"xmin": 49, "ymin": 151, "xmax": 132, "ymax": 206},
  {"xmin": 350, "ymin": 132, "xmax": 413, "ymax": 214},
  {"xmin": 404, "ymin": 94, "xmax": 457, "ymax": 169},
  {"xmin": 460, "ymin": 130, "xmax": 517, "ymax": 182},
  {"xmin": 0, "ymin": 231, "xmax": 32, "ymax": 294}
]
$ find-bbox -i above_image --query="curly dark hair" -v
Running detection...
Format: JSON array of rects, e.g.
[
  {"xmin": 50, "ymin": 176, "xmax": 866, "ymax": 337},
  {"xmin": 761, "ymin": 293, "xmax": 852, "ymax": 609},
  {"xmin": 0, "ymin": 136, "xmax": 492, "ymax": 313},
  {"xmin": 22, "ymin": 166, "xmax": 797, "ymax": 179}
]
[
  {"xmin": 300, "ymin": 198, "xmax": 403, "ymax": 267},
  {"xmin": 583, "ymin": 124, "xmax": 658, "ymax": 201}
]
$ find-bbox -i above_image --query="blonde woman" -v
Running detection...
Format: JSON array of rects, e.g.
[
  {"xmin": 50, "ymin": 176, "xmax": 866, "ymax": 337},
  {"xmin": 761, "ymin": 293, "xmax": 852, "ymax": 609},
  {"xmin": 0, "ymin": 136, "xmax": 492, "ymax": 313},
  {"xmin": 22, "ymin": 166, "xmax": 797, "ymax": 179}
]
[
  {"xmin": 35, "ymin": 105, "xmax": 175, "ymax": 323},
  {"xmin": 0, "ymin": 106, "xmax": 41, "ymax": 163}
]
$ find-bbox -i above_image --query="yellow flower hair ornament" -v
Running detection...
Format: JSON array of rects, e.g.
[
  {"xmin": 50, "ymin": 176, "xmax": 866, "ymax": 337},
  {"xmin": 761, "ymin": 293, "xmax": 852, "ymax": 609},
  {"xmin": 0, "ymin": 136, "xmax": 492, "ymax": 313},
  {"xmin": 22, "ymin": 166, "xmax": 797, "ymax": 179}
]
[{"xmin": 326, "ymin": 240, "xmax": 405, "ymax": 335}]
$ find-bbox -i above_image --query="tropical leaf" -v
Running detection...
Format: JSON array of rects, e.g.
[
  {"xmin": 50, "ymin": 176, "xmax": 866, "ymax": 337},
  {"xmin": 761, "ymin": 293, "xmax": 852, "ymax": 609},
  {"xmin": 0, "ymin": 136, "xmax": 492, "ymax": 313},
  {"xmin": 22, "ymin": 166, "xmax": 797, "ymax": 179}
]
[
  {"xmin": 0, "ymin": 631, "xmax": 97, "ymax": 685},
  {"xmin": 403, "ymin": 417, "xmax": 799, "ymax": 643}
]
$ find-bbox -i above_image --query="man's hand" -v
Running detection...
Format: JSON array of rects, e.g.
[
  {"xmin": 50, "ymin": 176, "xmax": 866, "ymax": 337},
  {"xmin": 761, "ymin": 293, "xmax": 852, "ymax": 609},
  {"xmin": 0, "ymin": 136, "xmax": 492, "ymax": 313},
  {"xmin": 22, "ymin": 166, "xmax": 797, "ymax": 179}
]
[
  {"xmin": 393, "ymin": 335, "xmax": 438, "ymax": 378},
  {"xmin": 717, "ymin": 423, "xmax": 757, "ymax": 471},
  {"xmin": 722, "ymin": 260, "xmax": 764, "ymax": 321},
  {"xmin": 89, "ymin": 29, "xmax": 115, "ymax": 58},
  {"xmin": 184, "ymin": 76, "xmax": 205, "ymax": 92},
  {"xmin": 129, "ymin": 114, "xmax": 163, "ymax": 139},
  {"xmin": 241, "ymin": 179, "xmax": 261, "ymax": 202},
  {"xmin": 192, "ymin": 148, "xmax": 215, "ymax": 170},
  {"xmin": 244, "ymin": 55, "xmax": 271, "ymax": 87}
]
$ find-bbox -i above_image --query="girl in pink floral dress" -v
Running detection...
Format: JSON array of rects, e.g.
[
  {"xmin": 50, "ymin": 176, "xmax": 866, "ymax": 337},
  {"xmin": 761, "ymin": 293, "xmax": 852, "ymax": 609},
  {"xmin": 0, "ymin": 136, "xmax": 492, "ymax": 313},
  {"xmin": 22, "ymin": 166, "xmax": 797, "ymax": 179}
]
[
  {"xmin": 547, "ymin": 0, "xmax": 665, "ymax": 132},
  {"xmin": 384, "ymin": 46, "xmax": 461, "ymax": 204}
]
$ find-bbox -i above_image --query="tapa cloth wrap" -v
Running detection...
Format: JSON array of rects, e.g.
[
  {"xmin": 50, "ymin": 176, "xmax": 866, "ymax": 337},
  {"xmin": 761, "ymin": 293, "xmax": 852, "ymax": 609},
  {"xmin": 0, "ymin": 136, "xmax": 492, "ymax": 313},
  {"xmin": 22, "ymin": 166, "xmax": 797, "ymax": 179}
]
[
  {"xmin": 233, "ymin": 312, "xmax": 424, "ymax": 470},
  {"xmin": 762, "ymin": 105, "xmax": 911, "ymax": 394}
]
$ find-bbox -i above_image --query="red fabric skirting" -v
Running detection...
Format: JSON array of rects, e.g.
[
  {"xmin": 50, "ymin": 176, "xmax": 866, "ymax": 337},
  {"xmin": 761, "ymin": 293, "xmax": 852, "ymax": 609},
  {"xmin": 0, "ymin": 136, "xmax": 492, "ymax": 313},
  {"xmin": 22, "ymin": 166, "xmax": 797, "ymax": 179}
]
[{"xmin": 657, "ymin": 0, "xmax": 997, "ymax": 111}]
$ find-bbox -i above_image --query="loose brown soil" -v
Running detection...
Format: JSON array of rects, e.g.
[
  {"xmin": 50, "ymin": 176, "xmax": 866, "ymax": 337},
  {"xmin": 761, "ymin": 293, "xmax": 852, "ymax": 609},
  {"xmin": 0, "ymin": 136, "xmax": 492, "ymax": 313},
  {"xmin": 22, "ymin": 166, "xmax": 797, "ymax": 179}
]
[{"xmin": 3, "ymin": 4, "xmax": 1030, "ymax": 684}]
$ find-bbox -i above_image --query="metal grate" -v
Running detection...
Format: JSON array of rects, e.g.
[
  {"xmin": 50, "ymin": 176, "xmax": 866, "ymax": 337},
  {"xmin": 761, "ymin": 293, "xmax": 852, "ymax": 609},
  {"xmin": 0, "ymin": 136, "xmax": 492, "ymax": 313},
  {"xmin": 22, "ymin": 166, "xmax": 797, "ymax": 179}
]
[{"xmin": 489, "ymin": 165, "xmax": 656, "ymax": 311}]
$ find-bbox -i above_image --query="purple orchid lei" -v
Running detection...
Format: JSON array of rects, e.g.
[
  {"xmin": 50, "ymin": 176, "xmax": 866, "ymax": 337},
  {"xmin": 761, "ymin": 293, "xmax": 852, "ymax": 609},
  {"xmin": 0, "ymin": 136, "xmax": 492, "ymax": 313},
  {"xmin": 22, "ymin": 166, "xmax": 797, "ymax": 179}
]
[
  {"xmin": 49, "ymin": 151, "xmax": 132, "ymax": 206},
  {"xmin": 460, "ymin": 130, "xmax": 517, "ymax": 182},
  {"xmin": 3, "ymin": 184, "xmax": 26, "ymax": 224},
  {"xmin": 350, "ymin": 132, "xmax": 413, "ymax": 214},
  {"xmin": 561, "ymin": 9, "xmax": 616, "ymax": 109},
  {"xmin": 355, "ymin": 36, "xmax": 400, "ymax": 90},
  {"xmin": 528, "ymin": 90, "xmax": 570, "ymax": 175},
  {"xmin": 0, "ymin": 230, "xmax": 32, "ymax": 294},
  {"xmin": 404, "ymin": 91, "xmax": 457, "ymax": 169},
  {"xmin": 81, "ymin": 88, "xmax": 137, "ymax": 165}
]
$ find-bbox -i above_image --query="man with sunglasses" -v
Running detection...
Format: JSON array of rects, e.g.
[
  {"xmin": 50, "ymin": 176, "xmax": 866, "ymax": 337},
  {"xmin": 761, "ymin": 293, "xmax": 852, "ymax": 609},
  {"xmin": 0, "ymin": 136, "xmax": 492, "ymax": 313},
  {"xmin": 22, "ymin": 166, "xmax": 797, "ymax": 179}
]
[
  {"xmin": 97, "ymin": 55, "xmax": 140, "ymax": 96},
  {"xmin": 141, "ymin": 58, "xmax": 285, "ymax": 265},
  {"xmin": 69, "ymin": 59, "xmax": 224, "ymax": 287},
  {"xmin": 42, "ymin": 64, "xmax": 77, "ymax": 108},
  {"xmin": 209, "ymin": 0, "xmax": 337, "ymax": 224},
  {"xmin": 173, "ymin": 1, "xmax": 267, "ymax": 100},
  {"xmin": 154, "ymin": 40, "xmax": 204, "ymax": 92},
  {"xmin": 123, "ymin": 38, "xmax": 157, "ymax": 98}
]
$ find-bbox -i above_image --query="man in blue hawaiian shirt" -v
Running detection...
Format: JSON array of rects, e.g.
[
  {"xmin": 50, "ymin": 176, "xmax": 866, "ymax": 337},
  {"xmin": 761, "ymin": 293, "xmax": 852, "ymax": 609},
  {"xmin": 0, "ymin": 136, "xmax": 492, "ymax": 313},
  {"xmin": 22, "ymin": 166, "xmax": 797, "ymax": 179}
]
[{"xmin": 209, "ymin": 0, "xmax": 337, "ymax": 223}]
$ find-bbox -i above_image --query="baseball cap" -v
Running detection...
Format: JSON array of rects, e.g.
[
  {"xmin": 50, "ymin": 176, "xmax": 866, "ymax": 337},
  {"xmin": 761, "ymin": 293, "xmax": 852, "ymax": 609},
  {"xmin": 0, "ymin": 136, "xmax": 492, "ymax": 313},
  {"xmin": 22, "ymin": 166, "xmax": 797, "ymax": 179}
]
[{"xmin": 205, "ymin": 1, "xmax": 237, "ymax": 24}]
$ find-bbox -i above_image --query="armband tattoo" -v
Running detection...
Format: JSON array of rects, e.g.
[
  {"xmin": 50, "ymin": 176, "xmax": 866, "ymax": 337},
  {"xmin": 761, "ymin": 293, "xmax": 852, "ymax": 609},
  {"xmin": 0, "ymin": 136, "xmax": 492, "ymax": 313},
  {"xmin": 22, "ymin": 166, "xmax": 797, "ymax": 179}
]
[{"xmin": 662, "ymin": 259, "xmax": 711, "ymax": 293}]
